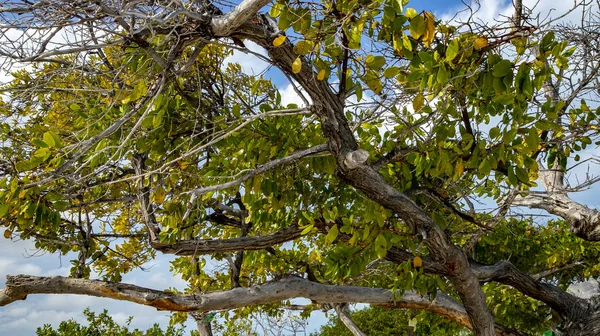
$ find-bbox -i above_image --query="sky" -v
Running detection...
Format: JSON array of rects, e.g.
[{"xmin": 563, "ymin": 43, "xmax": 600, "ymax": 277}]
[{"xmin": 1, "ymin": 0, "xmax": 600, "ymax": 335}]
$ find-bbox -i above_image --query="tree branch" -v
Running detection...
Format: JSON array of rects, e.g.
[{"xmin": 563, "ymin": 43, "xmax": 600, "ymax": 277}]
[
  {"xmin": 335, "ymin": 303, "xmax": 366, "ymax": 336},
  {"xmin": 186, "ymin": 144, "xmax": 329, "ymax": 197},
  {"xmin": 151, "ymin": 226, "xmax": 303, "ymax": 256},
  {"xmin": 0, "ymin": 274, "xmax": 519, "ymax": 335},
  {"xmin": 211, "ymin": 0, "xmax": 272, "ymax": 36}
]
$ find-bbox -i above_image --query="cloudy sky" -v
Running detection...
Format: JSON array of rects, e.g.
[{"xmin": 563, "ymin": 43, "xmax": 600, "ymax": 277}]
[{"xmin": 1, "ymin": 0, "xmax": 599, "ymax": 335}]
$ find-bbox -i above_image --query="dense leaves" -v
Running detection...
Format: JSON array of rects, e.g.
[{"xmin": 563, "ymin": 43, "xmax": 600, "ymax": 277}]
[
  {"xmin": 0, "ymin": 0, "xmax": 599, "ymax": 334},
  {"xmin": 36, "ymin": 309, "xmax": 185, "ymax": 336},
  {"xmin": 312, "ymin": 306, "xmax": 466, "ymax": 336}
]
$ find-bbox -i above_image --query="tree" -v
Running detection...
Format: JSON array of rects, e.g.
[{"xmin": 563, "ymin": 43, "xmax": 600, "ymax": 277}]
[
  {"xmin": 0, "ymin": 0, "xmax": 599, "ymax": 335},
  {"xmin": 313, "ymin": 305, "xmax": 466, "ymax": 336},
  {"xmin": 36, "ymin": 308, "xmax": 186, "ymax": 336}
]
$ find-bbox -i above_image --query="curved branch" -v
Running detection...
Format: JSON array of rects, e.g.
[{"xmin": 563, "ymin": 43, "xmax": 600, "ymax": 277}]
[
  {"xmin": 513, "ymin": 192, "xmax": 600, "ymax": 241},
  {"xmin": 0, "ymin": 274, "xmax": 520, "ymax": 335}
]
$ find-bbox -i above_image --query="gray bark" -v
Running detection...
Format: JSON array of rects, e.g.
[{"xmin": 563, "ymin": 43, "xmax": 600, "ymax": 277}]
[{"xmin": 0, "ymin": 274, "xmax": 520, "ymax": 335}]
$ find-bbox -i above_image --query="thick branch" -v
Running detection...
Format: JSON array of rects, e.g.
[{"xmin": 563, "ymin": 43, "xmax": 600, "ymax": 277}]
[
  {"xmin": 472, "ymin": 261, "xmax": 588, "ymax": 321},
  {"xmin": 513, "ymin": 193, "xmax": 600, "ymax": 241},
  {"xmin": 0, "ymin": 274, "xmax": 518, "ymax": 335},
  {"xmin": 211, "ymin": 0, "xmax": 272, "ymax": 36}
]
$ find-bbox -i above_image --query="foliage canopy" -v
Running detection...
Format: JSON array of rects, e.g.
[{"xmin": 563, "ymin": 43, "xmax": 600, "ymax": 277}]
[{"xmin": 0, "ymin": 0, "xmax": 600, "ymax": 335}]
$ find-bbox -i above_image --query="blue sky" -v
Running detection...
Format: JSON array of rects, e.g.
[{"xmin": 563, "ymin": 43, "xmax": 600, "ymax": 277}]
[{"xmin": 1, "ymin": 0, "xmax": 599, "ymax": 335}]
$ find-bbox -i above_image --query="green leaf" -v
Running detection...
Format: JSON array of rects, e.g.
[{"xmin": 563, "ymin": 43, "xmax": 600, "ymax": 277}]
[
  {"xmin": 366, "ymin": 55, "xmax": 386, "ymax": 70},
  {"xmin": 515, "ymin": 166, "xmax": 529, "ymax": 183},
  {"xmin": 413, "ymin": 93, "xmax": 425, "ymax": 111},
  {"xmin": 437, "ymin": 63, "xmax": 449, "ymax": 84},
  {"xmin": 383, "ymin": 67, "xmax": 401, "ymax": 79},
  {"xmin": 43, "ymin": 131, "xmax": 61, "ymax": 148},
  {"xmin": 269, "ymin": 3, "xmax": 284, "ymax": 18},
  {"xmin": 489, "ymin": 127, "xmax": 500, "ymax": 139},
  {"xmin": 402, "ymin": 34, "xmax": 412, "ymax": 51},
  {"xmin": 365, "ymin": 70, "xmax": 383, "ymax": 94},
  {"xmin": 34, "ymin": 147, "xmax": 50, "ymax": 159},
  {"xmin": 405, "ymin": 8, "xmax": 418, "ymax": 19},
  {"xmin": 409, "ymin": 15, "xmax": 425, "ymax": 39},
  {"xmin": 392, "ymin": 0, "xmax": 403, "ymax": 12},
  {"xmin": 375, "ymin": 234, "xmax": 387, "ymax": 259},
  {"xmin": 540, "ymin": 31, "xmax": 555, "ymax": 52},
  {"xmin": 492, "ymin": 60, "xmax": 512, "ymax": 77},
  {"xmin": 0, "ymin": 204, "xmax": 10, "ymax": 217},
  {"xmin": 508, "ymin": 166, "xmax": 518, "ymax": 186},
  {"xmin": 301, "ymin": 224, "xmax": 314, "ymax": 235},
  {"xmin": 446, "ymin": 39, "xmax": 459, "ymax": 62},
  {"xmin": 32, "ymin": 139, "xmax": 48, "ymax": 148},
  {"xmin": 293, "ymin": 40, "xmax": 314, "ymax": 55},
  {"xmin": 325, "ymin": 224, "xmax": 339, "ymax": 244},
  {"xmin": 492, "ymin": 93, "xmax": 514, "ymax": 105}
]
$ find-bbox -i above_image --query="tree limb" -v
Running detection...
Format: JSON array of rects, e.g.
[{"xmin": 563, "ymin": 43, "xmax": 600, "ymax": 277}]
[
  {"xmin": 0, "ymin": 274, "xmax": 519, "ymax": 335},
  {"xmin": 151, "ymin": 226, "xmax": 303, "ymax": 256},
  {"xmin": 211, "ymin": 0, "xmax": 272, "ymax": 36}
]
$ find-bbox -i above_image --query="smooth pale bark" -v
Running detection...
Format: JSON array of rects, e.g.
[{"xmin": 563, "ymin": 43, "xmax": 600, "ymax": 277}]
[
  {"xmin": 211, "ymin": 0, "xmax": 272, "ymax": 36},
  {"xmin": 0, "ymin": 274, "xmax": 522, "ymax": 335}
]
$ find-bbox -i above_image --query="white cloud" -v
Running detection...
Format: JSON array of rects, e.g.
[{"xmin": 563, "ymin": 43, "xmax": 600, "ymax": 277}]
[
  {"xmin": 279, "ymin": 82, "xmax": 309, "ymax": 107},
  {"xmin": 224, "ymin": 40, "xmax": 270, "ymax": 76}
]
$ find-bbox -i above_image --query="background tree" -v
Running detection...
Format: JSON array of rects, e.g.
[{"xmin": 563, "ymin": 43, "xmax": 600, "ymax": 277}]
[
  {"xmin": 313, "ymin": 305, "xmax": 466, "ymax": 336},
  {"xmin": 36, "ymin": 308, "xmax": 185, "ymax": 336},
  {"xmin": 0, "ymin": 0, "xmax": 599, "ymax": 335}
]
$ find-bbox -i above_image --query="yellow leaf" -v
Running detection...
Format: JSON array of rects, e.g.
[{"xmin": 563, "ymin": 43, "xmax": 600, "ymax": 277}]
[
  {"xmin": 423, "ymin": 12, "xmax": 435, "ymax": 48},
  {"xmin": 455, "ymin": 160, "xmax": 464, "ymax": 177},
  {"xmin": 154, "ymin": 186, "xmax": 166, "ymax": 204},
  {"xmin": 413, "ymin": 256, "xmax": 423, "ymax": 268},
  {"xmin": 3, "ymin": 229, "xmax": 11, "ymax": 239},
  {"xmin": 412, "ymin": 93, "xmax": 425, "ymax": 111},
  {"xmin": 317, "ymin": 69, "xmax": 326, "ymax": 81},
  {"xmin": 272, "ymin": 36, "xmax": 286, "ymax": 47},
  {"xmin": 292, "ymin": 57, "xmax": 302, "ymax": 74},
  {"xmin": 474, "ymin": 37, "xmax": 488, "ymax": 50}
]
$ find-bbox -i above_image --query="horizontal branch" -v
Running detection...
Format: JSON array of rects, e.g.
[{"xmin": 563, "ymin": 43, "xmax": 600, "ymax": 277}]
[
  {"xmin": 0, "ymin": 274, "xmax": 518, "ymax": 335},
  {"xmin": 151, "ymin": 226, "xmax": 303, "ymax": 256}
]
